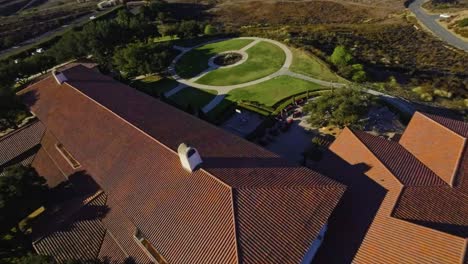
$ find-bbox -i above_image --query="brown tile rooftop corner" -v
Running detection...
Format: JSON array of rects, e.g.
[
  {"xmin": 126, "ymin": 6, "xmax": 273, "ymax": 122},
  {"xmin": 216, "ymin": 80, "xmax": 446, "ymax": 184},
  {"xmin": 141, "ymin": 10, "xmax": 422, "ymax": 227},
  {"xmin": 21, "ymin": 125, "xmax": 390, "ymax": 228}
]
[{"xmin": 314, "ymin": 111, "xmax": 468, "ymax": 264}]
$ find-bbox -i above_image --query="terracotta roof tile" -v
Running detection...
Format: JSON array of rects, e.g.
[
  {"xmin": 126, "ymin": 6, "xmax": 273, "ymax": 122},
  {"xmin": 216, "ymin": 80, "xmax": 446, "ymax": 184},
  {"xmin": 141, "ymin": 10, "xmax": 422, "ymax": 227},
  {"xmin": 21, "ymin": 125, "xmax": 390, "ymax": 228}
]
[
  {"xmin": 423, "ymin": 113, "xmax": 468, "ymax": 137},
  {"xmin": 235, "ymin": 186, "xmax": 344, "ymax": 263},
  {"xmin": 31, "ymin": 147, "xmax": 66, "ymax": 187},
  {"xmin": 33, "ymin": 192, "xmax": 108, "ymax": 263},
  {"xmin": 314, "ymin": 123, "xmax": 468, "ymax": 263},
  {"xmin": 100, "ymin": 197, "xmax": 153, "ymax": 264},
  {"xmin": 399, "ymin": 112, "xmax": 466, "ymax": 186},
  {"xmin": 0, "ymin": 120, "xmax": 44, "ymax": 167},
  {"xmin": 19, "ymin": 64, "xmax": 345, "ymax": 263},
  {"xmin": 353, "ymin": 130, "xmax": 446, "ymax": 186},
  {"xmin": 98, "ymin": 232, "xmax": 129, "ymax": 264}
]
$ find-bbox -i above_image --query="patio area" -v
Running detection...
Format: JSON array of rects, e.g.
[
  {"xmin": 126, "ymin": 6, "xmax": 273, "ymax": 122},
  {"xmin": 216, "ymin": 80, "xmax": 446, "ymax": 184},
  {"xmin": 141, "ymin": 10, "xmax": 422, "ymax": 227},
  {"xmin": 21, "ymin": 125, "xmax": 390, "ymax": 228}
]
[{"xmin": 221, "ymin": 109, "xmax": 264, "ymax": 138}]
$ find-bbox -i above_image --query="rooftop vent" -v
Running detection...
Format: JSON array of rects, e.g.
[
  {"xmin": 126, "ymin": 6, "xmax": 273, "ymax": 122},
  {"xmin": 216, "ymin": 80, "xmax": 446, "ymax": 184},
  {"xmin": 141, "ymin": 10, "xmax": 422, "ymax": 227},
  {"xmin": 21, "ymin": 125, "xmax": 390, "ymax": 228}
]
[
  {"xmin": 52, "ymin": 69, "xmax": 68, "ymax": 84},
  {"xmin": 178, "ymin": 143, "xmax": 202, "ymax": 172}
]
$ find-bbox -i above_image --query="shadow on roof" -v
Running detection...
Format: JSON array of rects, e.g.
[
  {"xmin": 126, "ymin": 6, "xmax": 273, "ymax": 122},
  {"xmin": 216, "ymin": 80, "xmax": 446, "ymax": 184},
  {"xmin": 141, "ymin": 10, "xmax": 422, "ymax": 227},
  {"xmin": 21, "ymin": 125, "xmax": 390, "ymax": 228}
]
[
  {"xmin": 101, "ymin": 256, "xmax": 137, "ymax": 264},
  {"xmin": 18, "ymin": 89, "xmax": 39, "ymax": 109},
  {"xmin": 0, "ymin": 144, "xmax": 40, "ymax": 170},
  {"xmin": 406, "ymin": 219, "xmax": 468, "ymax": 238},
  {"xmin": 34, "ymin": 171, "xmax": 107, "ymax": 239},
  {"xmin": 312, "ymin": 150, "xmax": 387, "ymax": 263}
]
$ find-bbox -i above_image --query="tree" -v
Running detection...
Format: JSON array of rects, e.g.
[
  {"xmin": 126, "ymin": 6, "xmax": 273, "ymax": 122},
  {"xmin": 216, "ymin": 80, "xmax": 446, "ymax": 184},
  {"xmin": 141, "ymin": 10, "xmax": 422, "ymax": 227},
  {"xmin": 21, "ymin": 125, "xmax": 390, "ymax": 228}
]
[
  {"xmin": 113, "ymin": 42, "xmax": 174, "ymax": 77},
  {"xmin": 350, "ymin": 64, "xmax": 367, "ymax": 83},
  {"xmin": 138, "ymin": 5, "xmax": 153, "ymax": 21},
  {"xmin": 0, "ymin": 165, "xmax": 47, "ymax": 233},
  {"xmin": 2, "ymin": 254, "xmax": 110, "ymax": 264},
  {"xmin": 5, "ymin": 254, "xmax": 55, "ymax": 264},
  {"xmin": 330, "ymin": 45, "xmax": 353, "ymax": 67},
  {"xmin": 176, "ymin": 20, "xmax": 201, "ymax": 39},
  {"xmin": 115, "ymin": 9, "xmax": 131, "ymax": 27},
  {"xmin": 25, "ymin": 55, "xmax": 56, "ymax": 75},
  {"xmin": 80, "ymin": 20, "xmax": 129, "ymax": 71},
  {"xmin": 50, "ymin": 30, "xmax": 85, "ymax": 62},
  {"xmin": 0, "ymin": 64, "xmax": 16, "ymax": 97},
  {"xmin": 303, "ymin": 88, "xmax": 372, "ymax": 128},
  {"xmin": 128, "ymin": 17, "xmax": 159, "ymax": 41},
  {"xmin": 158, "ymin": 24, "xmax": 178, "ymax": 37},
  {"xmin": 204, "ymin": 24, "xmax": 217, "ymax": 35}
]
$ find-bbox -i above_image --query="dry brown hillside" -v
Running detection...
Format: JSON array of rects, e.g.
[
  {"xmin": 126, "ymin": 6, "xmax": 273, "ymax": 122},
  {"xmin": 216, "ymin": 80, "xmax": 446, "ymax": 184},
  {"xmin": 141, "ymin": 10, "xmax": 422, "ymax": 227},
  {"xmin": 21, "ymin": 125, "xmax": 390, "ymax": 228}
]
[{"xmin": 167, "ymin": 0, "xmax": 407, "ymax": 25}]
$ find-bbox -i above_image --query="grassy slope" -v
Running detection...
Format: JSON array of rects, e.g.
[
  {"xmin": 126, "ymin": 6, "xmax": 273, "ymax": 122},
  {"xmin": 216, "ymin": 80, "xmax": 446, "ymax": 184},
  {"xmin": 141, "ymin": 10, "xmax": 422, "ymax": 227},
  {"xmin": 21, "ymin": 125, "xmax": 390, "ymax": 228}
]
[
  {"xmin": 168, "ymin": 87, "xmax": 218, "ymax": 109},
  {"xmin": 196, "ymin": 41, "xmax": 285, "ymax": 86},
  {"xmin": 290, "ymin": 48, "xmax": 347, "ymax": 83},
  {"xmin": 226, "ymin": 75, "xmax": 325, "ymax": 107},
  {"xmin": 175, "ymin": 39, "xmax": 253, "ymax": 79}
]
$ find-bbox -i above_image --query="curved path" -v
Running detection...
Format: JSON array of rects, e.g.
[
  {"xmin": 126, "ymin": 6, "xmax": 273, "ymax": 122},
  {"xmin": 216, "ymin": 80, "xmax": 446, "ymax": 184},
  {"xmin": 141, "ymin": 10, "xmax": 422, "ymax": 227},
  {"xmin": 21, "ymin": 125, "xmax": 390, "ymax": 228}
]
[
  {"xmin": 168, "ymin": 37, "xmax": 295, "ymax": 94},
  {"xmin": 167, "ymin": 37, "xmax": 346, "ymax": 112},
  {"xmin": 408, "ymin": 0, "xmax": 468, "ymax": 52},
  {"xmin": 167, "ymin": 37, "xmax": 342, "ymax": 94},
  {"xmin": 166, "ymin": 37, "xmax": 415, "ymax": 115}
]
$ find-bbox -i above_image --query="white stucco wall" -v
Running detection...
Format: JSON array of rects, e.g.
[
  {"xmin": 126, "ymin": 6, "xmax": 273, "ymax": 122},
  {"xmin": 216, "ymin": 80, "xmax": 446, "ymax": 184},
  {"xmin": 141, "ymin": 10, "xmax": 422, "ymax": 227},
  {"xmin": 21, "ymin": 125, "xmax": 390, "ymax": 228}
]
[{"xmin": 301, "ymin": 224, "xmax": 328, "ymax": 264}]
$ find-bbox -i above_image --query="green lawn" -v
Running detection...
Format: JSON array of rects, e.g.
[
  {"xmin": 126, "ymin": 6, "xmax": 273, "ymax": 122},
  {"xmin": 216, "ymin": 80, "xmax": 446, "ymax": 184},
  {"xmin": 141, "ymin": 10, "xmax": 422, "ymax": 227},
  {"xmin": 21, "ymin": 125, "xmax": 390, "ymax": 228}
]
[
  {"xmin": 196, "ymin": 41, "xmax": 286, "ymax": 86},
  {"xmin": 290, "ymin": 48, "xmax": 347, "ymax": 83},
  {"xmin": 168, "ymin": 87, "xmax": 218, "ymax": 110},
  {"xmin": 226, "ymin": 75, "xmax": 326, "ymax": 107},
  {"xmin": 153, "ymin": 35, "xmax": 179, "ymax": 43},
  {"xmin": 131, "ymin": 75, "xmax": 179, "ymax": 97},
  {"xmin": 175, "ymin": 39, "xmax": 254, "ymax": 79}
]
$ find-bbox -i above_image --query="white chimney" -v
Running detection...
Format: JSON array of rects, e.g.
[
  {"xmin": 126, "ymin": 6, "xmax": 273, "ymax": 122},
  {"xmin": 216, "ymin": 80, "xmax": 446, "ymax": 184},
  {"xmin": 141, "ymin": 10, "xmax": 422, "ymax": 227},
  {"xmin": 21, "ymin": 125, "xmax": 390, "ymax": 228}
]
[
  {"xmin": 52, "ymin": 69, "xmax": 68, "ymax": 84},
  {"xmin": 178, "ymin": 143, "xmax": 202, "ymax": 172}
]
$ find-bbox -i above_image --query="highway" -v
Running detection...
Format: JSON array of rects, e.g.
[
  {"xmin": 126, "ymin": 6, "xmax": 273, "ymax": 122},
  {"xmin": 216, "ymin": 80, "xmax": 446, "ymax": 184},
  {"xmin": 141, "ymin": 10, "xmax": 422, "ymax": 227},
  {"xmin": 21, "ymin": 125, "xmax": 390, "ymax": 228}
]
[{"xmin": 408, "ymin": 0, "xmax": 468, "ymax": 52}]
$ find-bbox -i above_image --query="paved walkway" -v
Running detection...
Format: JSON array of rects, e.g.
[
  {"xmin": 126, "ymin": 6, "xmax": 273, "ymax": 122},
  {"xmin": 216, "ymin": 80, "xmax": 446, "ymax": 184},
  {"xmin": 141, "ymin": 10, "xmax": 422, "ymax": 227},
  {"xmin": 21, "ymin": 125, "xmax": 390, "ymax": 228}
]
[
  {"xmin": 167, "ymin": 37, "xmax": 296, "ymax": 95},
  {"xmin": 284, "ymin": 71, "xmax": 346, "ymax": 89},
  {"xmin": 202, "ymin": 94, "xmax": 226, "ymax": 113},
  {"xmin": 164, "ymin": 83, "xmax": 187, "ymax": 97},
  {"xmin": 166, "ymin": 37, "xmax": 416, "ymax": 116}
]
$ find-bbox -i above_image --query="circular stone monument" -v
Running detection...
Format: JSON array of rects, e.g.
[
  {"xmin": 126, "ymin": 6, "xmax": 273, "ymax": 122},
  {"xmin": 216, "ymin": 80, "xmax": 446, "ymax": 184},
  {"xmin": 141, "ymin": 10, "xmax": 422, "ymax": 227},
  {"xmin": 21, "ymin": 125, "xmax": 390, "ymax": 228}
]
[{"xmin": 213, "ymin": 52, "xmax": 243, "ymax": 67}]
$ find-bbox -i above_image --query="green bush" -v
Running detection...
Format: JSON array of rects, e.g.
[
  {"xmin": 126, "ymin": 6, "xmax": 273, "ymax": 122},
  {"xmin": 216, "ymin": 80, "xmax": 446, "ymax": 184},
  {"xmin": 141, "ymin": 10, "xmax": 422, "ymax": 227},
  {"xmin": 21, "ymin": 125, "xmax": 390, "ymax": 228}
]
[
  {"xmin": 458, "ymin": 18, "xmax": 468, "ymax": 28},
  {"xmin": 204, "ymin": 24, "xmax": 217, "ymax": 35}
]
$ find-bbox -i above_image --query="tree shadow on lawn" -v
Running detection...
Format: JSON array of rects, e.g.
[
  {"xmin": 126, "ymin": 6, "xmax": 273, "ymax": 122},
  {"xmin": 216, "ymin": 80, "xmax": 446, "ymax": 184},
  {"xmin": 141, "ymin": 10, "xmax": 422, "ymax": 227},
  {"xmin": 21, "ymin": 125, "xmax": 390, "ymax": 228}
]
[{"xmin": 175, "ymin": 47, "xmax": 225, "ymax": 79}]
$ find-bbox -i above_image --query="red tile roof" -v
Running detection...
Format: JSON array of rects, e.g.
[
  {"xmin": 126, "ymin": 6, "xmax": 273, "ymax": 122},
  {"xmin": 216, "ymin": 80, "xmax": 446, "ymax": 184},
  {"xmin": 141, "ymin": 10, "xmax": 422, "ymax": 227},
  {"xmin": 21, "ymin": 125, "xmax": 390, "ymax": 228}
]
[
  {"xmin": 353, "ymin": 130, "xmax": 446, "ymax": 186},
  {"xmin": 98, "ymin": 232, "xmax": 129, "ymax": 264},
  {"xmin": 399, "ymin": 112, "xmax": 466, "ymax": 186},
  {"xmin": 20, "ymin": 65, "xmax": 345, "ymax": 263},
  {"xmin": 33, "ymin": 192, "xmax": 108, "ymax": 263},
  {"xmin": 0, "ymin": 120, "xmax": 44, "ymax": 168},
  {"xmin": 31, "ymin": 147, "xmax": 66, "ymax": 187},
  {"xmin": 315, "ymin": 111, "xmax": 468, "ymax": 263}
]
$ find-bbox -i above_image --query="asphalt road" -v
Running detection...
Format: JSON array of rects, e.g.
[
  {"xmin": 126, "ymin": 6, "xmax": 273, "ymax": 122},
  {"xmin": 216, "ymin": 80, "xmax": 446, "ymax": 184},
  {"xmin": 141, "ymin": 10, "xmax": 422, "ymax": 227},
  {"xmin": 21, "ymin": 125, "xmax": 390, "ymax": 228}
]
[
  {"xmin": 0, "ymin": 11, "xmax": 98, "ymax": 58},
  {"xmin": 408, "ymin": 0, "xmax": 468, "ymax": 52}
]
